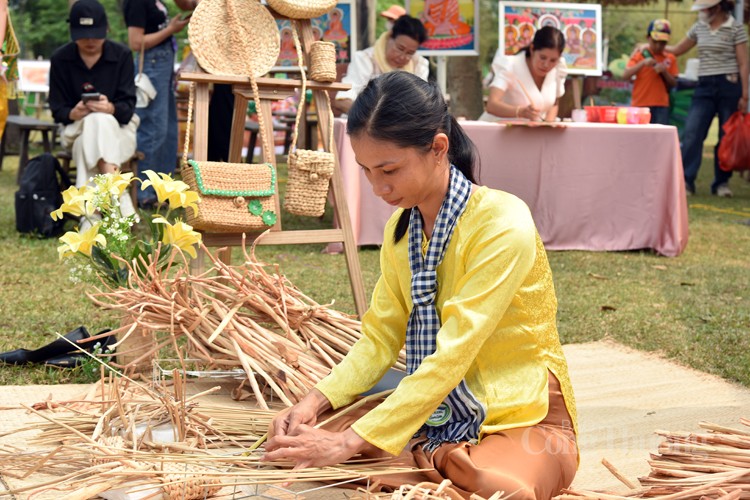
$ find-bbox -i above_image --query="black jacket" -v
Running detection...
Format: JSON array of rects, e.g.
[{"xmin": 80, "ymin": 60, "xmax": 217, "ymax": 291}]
[{"xmin": 48, "ymin": 40, "xmax": 135, "ymax": 126}]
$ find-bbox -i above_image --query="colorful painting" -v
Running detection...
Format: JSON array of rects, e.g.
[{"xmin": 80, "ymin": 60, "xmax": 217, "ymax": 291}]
[
  {"xmin": 407, "ymin": 0, "xmax": 479, "ymax": 56},
  {"xmin": 499, "ymin": 1, "xmax": 602, "ymax": 76},
  {"xmin": 275, "ymin": 1, "xmax": 356, "ymax": 67},
  {"xmin": 17, "ymin": 60, "xmax": 50, "ymax": 93}
]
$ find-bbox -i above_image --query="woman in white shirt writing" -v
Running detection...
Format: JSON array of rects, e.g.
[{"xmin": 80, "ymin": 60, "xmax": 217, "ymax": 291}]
[{"xmin": 480, "ymin": 26, "xmax": 567, "ymax": 122}]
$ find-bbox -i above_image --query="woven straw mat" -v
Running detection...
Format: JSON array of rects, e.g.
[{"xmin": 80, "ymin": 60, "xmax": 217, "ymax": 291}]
[{"xmin": 188, "ymin": 0, "xmax": 279, "ymax": 77}]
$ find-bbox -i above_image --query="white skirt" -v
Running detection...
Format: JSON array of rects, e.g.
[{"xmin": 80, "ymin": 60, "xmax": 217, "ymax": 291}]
[{"xmin": 61, "ymin": 112, "xmax": 139, "ymax": 189}]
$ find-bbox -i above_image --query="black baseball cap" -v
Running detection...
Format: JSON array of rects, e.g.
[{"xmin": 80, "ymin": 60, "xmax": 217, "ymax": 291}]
[{"xmin": 69, "ymin": 0, "xmax": 108, "ymax": 41}]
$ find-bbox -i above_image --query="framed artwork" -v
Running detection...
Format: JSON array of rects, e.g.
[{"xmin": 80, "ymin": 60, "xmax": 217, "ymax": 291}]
[
  {"xmin": 406, "ymin": 0, "xmax": 479, "ymax": 56},
  {"xmin": 275, "ymin": 0, "xmax": 357, "ymax": 67},
  {"xmin": 498, "ymin": 1, "xmax": 602, "ymax": 76},
  {"xmin": 17, "ymin": 60, "xmax": 51, "ymax": 93}
]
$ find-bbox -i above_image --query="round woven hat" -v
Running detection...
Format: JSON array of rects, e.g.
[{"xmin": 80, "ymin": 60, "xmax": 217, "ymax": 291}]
[
  {"xmin": 266, "ymin": 0, "xmax": 336, "ymax": 20},
  {"xmin": 188, "ymin": 0, "xmax": 280, "ymax": 77}
]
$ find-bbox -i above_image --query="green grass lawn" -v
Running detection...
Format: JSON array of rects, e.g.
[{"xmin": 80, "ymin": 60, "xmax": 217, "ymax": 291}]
[{"xmin": 0, "ymin": 140, "xmax": 748, "ymax": 386}]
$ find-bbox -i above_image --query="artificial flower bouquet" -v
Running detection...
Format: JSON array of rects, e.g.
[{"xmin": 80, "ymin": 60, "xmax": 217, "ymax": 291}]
[{"xmin": 53, "ymin": 170, "xmax": 202, "ymax": 287}]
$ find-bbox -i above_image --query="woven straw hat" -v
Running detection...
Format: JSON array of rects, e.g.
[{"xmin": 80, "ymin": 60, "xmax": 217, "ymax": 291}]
[
  {"xmin": 266, "ymin": 0, "xmax": 337, "ymax": 20},
  {"xmin": 188, "ymin": 0, "xmax": 280, "ymax": 77}
]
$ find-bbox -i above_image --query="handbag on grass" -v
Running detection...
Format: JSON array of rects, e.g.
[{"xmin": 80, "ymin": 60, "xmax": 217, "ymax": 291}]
[
  {"xmin": 181, "ymin": 79, "xmax": 278, "ymax": 233},
  {"xmin": 284, "ymin": 21, "xmax": 336, "ymax": 218}
]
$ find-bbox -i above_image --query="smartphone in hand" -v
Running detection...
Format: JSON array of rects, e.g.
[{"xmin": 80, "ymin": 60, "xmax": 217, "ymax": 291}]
[
  {"xmin": 180, "ymin": 10, "xmax": 193, "ymax": 21},
  {"xmin": 82, "ymin": 92, "xmax": 101, "ymax": 103}
]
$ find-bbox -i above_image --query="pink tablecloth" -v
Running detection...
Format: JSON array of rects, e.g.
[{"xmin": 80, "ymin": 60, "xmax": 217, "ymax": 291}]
[{"xmin": 333, "ymin": 118, "xmax": 689, "ymax": 257}]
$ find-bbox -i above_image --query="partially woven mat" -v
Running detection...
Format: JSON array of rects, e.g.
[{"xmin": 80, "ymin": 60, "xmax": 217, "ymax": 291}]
[{"xmin": 3, "ymin": 342, "xmax": 750, "ymax": 498}]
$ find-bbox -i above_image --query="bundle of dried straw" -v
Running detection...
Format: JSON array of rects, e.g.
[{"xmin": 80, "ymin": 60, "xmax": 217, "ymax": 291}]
[
  {"xmin": 86, "ymin": 240, "xmax": 405, "ymax": 409},
  {"xmin": 559, "ymin": 418, "xmax": 750, "ymax": 500}
]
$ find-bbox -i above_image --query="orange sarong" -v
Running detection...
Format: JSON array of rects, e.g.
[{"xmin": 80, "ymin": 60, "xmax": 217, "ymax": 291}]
[{"xmin": 322, "ymin": 372, "xmax": 578, "ymax": 500}]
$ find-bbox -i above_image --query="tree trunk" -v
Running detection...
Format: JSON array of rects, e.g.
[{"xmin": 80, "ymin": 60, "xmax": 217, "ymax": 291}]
[{"xmin": 447, "ymin": 57, "xmax": 483, "ymax": 120}]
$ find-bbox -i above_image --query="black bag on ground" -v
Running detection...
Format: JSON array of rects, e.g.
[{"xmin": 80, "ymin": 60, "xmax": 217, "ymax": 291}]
[{"xmin": 15, "ymin": 153, "xmax": 71, "ymax": 238}]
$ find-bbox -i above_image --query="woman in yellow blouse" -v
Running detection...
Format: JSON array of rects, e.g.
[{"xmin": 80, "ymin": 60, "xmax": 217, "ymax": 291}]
[{"xmin": 264, "ymin": 71, "xmax": 578, "ymax": 499}]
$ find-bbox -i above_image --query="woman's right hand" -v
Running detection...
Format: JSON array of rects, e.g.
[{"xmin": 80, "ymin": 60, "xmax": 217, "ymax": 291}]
[
  {"xmin": 268, "ymin": 388, "xmax": 331, "ymax": 439},
  {"xmin": 518, "ymin": 104, "xmax": 541, "ymax": 121},
  {"xmin": 69, "ymin": 101, "xmax": 90, "ymax": 122}
]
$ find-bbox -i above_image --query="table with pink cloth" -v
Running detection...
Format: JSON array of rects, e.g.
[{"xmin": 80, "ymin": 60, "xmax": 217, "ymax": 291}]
[{"xmin": 331, "ymin": 118, "xmax": 689, "ymax": 257}]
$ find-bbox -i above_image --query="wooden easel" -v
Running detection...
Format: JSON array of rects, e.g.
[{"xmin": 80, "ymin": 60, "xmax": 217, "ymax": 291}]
[{"xmin": 180, "ymin": 20, "xmax": 368, "ymax": 319}]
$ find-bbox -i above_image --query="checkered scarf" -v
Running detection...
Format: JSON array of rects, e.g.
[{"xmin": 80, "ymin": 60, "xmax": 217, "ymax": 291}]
[{"xmin": 406, "ymin": 165, "xmax": 486, "ymax": 451}]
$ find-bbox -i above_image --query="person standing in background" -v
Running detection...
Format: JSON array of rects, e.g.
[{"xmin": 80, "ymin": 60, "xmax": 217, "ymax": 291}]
[
  {"xmin": 667, "ymin": 0, "xmax": 748, "ymax": 197},
  {"xmin": 123, "ymin": 0, "xmax": 193, "ymax": 208},
  {"xmin": 0, "ymin": 0, "xmax": 19, "ymax": 139},
  {"xmin": 623, "ymin": 19, "xmax": 678, "ymax": 125}
]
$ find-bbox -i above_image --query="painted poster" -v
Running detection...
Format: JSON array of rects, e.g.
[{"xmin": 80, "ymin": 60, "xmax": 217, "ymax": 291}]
[
  {"xmin": 407, "ymin": 0, "xmax": 479, "ymax": 56},
  {"xmin": 499, "ymin": 1, "xmax": 602, "ymax": 76},
  {"xmin": 275, "ymin": 0, "xmax": 357, "ymax": 67},
  {"xmin": 17, "ymin": 60, "xmax": 50, "ymax": 93}
]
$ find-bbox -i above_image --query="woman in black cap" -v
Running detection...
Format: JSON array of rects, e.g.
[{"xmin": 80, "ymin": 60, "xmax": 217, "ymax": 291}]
[{"xmin": 48, "ymin": 0, "xmax": 140, "ymax": 224}]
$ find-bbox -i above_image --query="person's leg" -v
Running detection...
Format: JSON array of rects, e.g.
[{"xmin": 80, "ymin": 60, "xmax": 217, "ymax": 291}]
[
  {"xmin": 153, "ymin": 68, "xmax": 179, "ymax": 177},
  {"xmin": 428, "ymin": 373, "xmax": 577, "ymax": 500},
  {"xmin": 711, "ymin": 75, "xmax": 743, "ymax": 194},
  {"xmin": 135, "ymin": 45, "xmax": 174, "ymax": 206},
  {"xmin": 207, "ymin": 83, "xmax": 235, "ymax": 162},
  {"xmin": 649, "ymin": 106, "xmax": 670, "ymax": 125},
  {"xmin": 681, "ymin": 78, "xmax": 718, "ymax": 194}
]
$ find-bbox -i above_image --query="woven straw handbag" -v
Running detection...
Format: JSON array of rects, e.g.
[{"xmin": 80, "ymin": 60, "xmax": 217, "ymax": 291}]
[
  {"xmin": 284, "ymin": 22, "xmax": 336, "ymax": 218},
  {"xmin": 188, "ymin": 0, "xmax": 279, "ymax": 77},
  {"xmin": 266, "ymin": 0, "xmax": 336, "ymax": 20},
  {"xmin": 181, "ymin": 78, "xmax": 278, "ymax": 233}
]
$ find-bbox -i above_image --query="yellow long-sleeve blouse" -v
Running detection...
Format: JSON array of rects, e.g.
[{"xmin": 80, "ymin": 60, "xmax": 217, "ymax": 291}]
[{"xmin": 315, "ymin": 186, "xmax": 578, "ymax": 457}]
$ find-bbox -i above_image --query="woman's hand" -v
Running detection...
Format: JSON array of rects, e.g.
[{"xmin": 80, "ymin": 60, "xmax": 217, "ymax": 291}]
[
  {"xmin": 69, "ymin": 101, "xmax": 91, "ymax": 121},
  {"xmin": 168, "ymin": 14, "xmax": 190, "ymax": 35},
  {"xmin": 518, "ymin": 104, "xmax": 541, "ymax": 121},
  {"xmin": 263, "ymin": 426, "xmax": 367, "ymax": 469},
  {"xmin": 86, "ymin": 95, "xmax": 115, "ymax": 115},
  {"xmin": 268, "ymin": 389, "xmax": 331, "ymax": 439}
]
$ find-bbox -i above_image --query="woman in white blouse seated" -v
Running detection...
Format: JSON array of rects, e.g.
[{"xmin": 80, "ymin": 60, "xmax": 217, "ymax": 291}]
[
  {"xmin": 480, "ymin": 26, "xmax": 567, "ymax": 122},
  {"xmin": 335, "ymin": 15, "xmax": 429, "ymax": 114}
]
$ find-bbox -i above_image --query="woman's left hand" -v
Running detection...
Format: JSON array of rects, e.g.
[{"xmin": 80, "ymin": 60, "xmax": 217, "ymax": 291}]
[
  {"xmin": 738, "ymin": 96, "xmax": 748, "ymax": 112},
  {"xmin": 262, "ymin": 426, "xmax": 367, "ymax": 469}
]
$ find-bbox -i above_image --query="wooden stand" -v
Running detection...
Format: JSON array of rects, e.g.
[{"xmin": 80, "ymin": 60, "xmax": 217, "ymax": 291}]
[{"xmin": 180, "ymin": 21, "xmax": 367, "ymax": 318}]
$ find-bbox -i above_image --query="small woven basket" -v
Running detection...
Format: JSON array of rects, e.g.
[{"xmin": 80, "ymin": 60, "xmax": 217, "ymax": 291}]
[
  {"xmin": 309, "ymin": 41, "xmax": 337, "ymax": 83},
  {"xmin": 266, "ymin": 0, "xmax": 336, "ymax": 19},
  {"xmin": 159, "ymin": 463, "xmax": 221, "ymax": 500},
  {"xmin": 286, "ymin": 149, "xmax": 335, "ymax": 217},
  {"xmin": 284, "ymin": 22, "xmax": 336, "ymax": 217}
]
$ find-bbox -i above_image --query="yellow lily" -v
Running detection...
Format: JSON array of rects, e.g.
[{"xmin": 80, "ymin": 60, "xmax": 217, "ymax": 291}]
[
  {"xmin": 166, "ymin": 189, "xmax": 201, "ymax": 214},
  {"xmin": 57, "ymin": 224, "xmax": 107, "ymax": 259},
  {"xmin": 141, "ymin": 171, "xmax": 176, "ymax": 204},
  {"xmin": 99, "ymin": 171, "xmax": 134, "ymax": 198},
  {"xmin": 153, "ymin": 217, "xmax": 202, "ymax": 258},
  {"xmin": 51, "ymin": 185, "xmax": 95, "ymax": 220}
]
